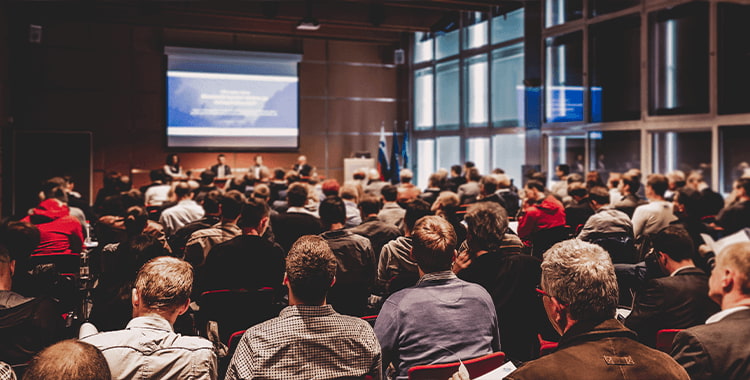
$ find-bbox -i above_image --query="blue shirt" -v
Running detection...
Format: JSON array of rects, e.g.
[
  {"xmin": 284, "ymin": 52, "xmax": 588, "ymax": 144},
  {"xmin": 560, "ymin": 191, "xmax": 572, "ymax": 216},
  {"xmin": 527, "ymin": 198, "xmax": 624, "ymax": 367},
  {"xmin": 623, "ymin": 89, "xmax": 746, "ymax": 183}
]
[{"xmin": 374, "ymin": 271, "xmax": 501, "ymax": 379}]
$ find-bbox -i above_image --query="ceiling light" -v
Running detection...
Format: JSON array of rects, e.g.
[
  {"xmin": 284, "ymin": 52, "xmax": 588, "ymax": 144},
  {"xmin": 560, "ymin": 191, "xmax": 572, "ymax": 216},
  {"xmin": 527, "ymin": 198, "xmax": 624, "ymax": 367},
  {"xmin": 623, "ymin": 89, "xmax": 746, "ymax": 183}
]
[{"xmin": 297, "ymin": 16, "xmax": 320, "ymax": 31}]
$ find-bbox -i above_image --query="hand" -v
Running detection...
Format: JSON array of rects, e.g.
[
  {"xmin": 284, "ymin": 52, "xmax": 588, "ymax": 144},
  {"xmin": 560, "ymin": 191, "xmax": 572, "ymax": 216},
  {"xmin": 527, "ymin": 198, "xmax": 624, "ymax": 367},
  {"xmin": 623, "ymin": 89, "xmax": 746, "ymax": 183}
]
[
  {"xmin": 448, "ymin": 370, "xmax": 471, "ymax": 380},
  {"xmin": 452, "ymin": 250, "xmax": 472, "ymax": 274}
]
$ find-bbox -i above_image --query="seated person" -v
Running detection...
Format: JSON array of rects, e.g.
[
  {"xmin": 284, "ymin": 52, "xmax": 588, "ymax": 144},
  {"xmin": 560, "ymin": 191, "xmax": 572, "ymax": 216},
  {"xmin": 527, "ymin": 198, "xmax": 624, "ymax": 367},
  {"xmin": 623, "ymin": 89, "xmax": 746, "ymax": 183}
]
[
  {"xmin": 81, "ymin": 257, "xmax": 217, "ymax": 380},
  {"xmin": 504, "ymin": 240, "xmax": 688, "ymax": 380},
  {"xmin": 23, "ymin": 339, "xmax": 110, "ymax": 380},
  {"xmin": 225, "ymin": 235, "xmax": 381, "ymax": 380},
  {"xmin": 375, "ymin": 216, "xmax": 500, "ymax": 379}
]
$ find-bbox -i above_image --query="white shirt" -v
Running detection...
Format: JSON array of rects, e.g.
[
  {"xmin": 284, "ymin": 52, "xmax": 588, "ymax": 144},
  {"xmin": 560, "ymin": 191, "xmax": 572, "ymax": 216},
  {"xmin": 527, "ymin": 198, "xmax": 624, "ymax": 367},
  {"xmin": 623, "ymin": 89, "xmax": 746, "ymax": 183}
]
[
  {"xmin": 159, "ymin": 199, "xmax": 204, "ymax": 235},
  {"xmin": 705, "ymin": 306, "xmax": 750, "ymax": 324},
  {"xmin": 631, "ymin": 200, "xmax": 677, "ymax": 240},
  {"xmin": 144, "ymin": 184, "xmax": 172, "ymax": 206}
]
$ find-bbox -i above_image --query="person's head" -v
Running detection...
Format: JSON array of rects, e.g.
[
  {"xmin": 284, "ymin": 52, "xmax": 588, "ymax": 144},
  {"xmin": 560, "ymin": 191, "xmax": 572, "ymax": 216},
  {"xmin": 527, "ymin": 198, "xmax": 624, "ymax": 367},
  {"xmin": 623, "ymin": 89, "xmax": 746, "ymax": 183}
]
[
  {"xmin": 297, "ymin": 155, "xmax": 307, "ymax": 165},
  {"xmin": 381, "ymin": 184, "xmax": 398, "ymax": 202},
  {"xmin": 238, "ymin": 198, "xmax": 270, "ymax": 234},
  {"xmin": 464, "ymin": 202, "xmax": 508, "ymax": 254},
  {"xmin": 166, "ymin": 153, "xmax": 179, "ymax": 166},
  {"xmin": 149, "ymin": 169, "xmax": 167, "ymax": 183},
  {"xmin": 428, "ymin": 173, "xmax": 443, "ymax": 189},
  {"xmin": 284, "ymin": 235, "xmax": 337, "ymax": 305},
  {"xmin": 217, "ymin": 154, "xmax": 226, "ymax": 165},
  {"xmin": 353, "ymin": 169, "xmax": 366, "ymax": 181},
  {"xmin": 121, "ymin": 233, "xmax": 168, "ymax": 275},
  {"xmin": 466, "ymin": 167, "xmax": 481, "ymax": 182},
  {"xmin": 400, "ymin": 169, "xmax": 413, "ymax": 184},
  {"xmin": 588, "ymin": 186, "xmax": 611, "ymax": 209},
  {"xmin": 673, "ymin": 186, "xmax": 702, "ymax": 219},
  {"xmin": 646, "ymin": 173, "xmax": 669, "ymax": 199},
  {"xmin": 367, "ymin": 168, "xmax": 381, "ymax": 182},
  {"xmin": 496, "ymin": 174, "xmax": 511, "ymax": 189},
  {"xmin": 286, "ymin": 183, "xmax": 309, "ymax": 207},
  {"xmin": 431, "ymin": 191, "xmax": 460, "ymax": 214},
  {"xmin": 556, "ymin": 164, "xmax": 570, "ymax": 179},
  {"xmin": 524, "ymin": 180, "xmax": 546, "ymax": 202},
  {"xmin": 567, "ymin": 182, "xmax": 588, "ymax": 199},
  {"xmin": 254, "ymin": 155, "xmax": 263, "ymax": 165},
  {"xmin": 199, "ymin": 170, "xmax": 216, "ymax": 186},
  {"xmin": 709, "ymin": 242, "xmax": 750, "ymax": 308},
  {"xmin": 651, "ymin": 225, "xmax": 695, "ymax": 274},
  {"xmin": 173, "ymin": 182, "xmax": 193, "ymax": 200},
  {"xmin": 666, "ymin": 170, "xmax": 686, "ymax": 190},
  {"xmin": 319, "ymin": 196, "xmax": 346, "ymax": 227},
  {"xmin": 23, "ymin": 340, "xmax": 111, "ymax": 380},
  {"xmin": 251, "ymin": 183, "xmax": 271, "ymax": 202},
  {"xmin": 339, "ymin": 184, "xmax": 359, "ymax": 203},
  {"xmin": 734, "ymin": 178, "xmax": 750, "ymax": 200},
  {"xmin": 358, "ymin": 195, "xmax": 382, "ymax": 217},
  {"xmin": 0, "ymin": 244, "xmax": 14, "ymax": 289},
  {"xmin": 686, "ymin": 172, "xmax": 704, "ymax": 190},
  {"xmin": 123, "ymin": 205, "xmax": 148, "ymax": 236},
  {"xmin": 619, "ymin": 172, "xmax": 640, "ymax": 195},
  {"xmin": 464, "ymin": 161, "xmax": 475, "ymax": 171},
  {"xmin": 479, "ymin": 175, "xmax": 498, "ymax": 196},
  {"xmin": 541, "ymin": 240, "xmax": 618, "ymax": 334},
  {"xmin": 132, "ymin": 257, "xmax": 193, "ymax": 322},
  {"xmin": 411, "ymin": 216, "xmax": 457, "ymax": 274},
  {"xmin": 404, "ymin": 199, "xmax": 433, "ymax": 235},
  {"xmin": 607, "ymin": 172, "xmax": 621, "ymax": 190},
  {"xmin": 0, "ymin": 220, "xmax": 40, "ymax": 264},
  {"xmin": 284, "ymin": 170, "xmax": 300, "ymax": 184},
  {"xmin": 321, "ymin": 179, "xmax": 340, "ymax": 197},
  {"xmin": 450, "ymin": 165, "xmax": 462, "ymax": 177},
  {"xmin": 220, "ymin": 190, "xmax": 246, "ymax": 221},
  {"xmin": 585, "ymin": 171, "xmax": 604, "ymax": 189},
  {"xmin": 273, "ymin": 168, "xmax": 286, "ymax": 180},
  {"xmin": 201, "ymin": 190, "xmax": 222, "ymax": 215}
]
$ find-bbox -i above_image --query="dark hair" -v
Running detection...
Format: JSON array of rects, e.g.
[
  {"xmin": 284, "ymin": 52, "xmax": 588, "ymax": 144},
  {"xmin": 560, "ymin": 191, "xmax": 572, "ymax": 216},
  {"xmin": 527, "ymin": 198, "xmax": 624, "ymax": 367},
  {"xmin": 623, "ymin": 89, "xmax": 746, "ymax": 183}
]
[
  {"xmin": 358, "ymin": 195, "xmax": 382, "ymax": 216},
  {"xmin": 588, "ymin": 186, "xmax": 610, "ymax": 205},
  {"xmin": 319, "ymin": 196, "xmax": 346, "ymax": 225},
  {"xmin": 411, "ymin": 216, "xmax": 457, "ymax": 273},
  {"xmin": 286, "ymin": 183, "xmax": 308, "ymax": 207},
  {"xmin": 464, "ymin": 161, "xmax": 475, "ymax": 169},
  {"xmin": 480, "ymin": 175, "xmax": 498, "ymax": 194},
  {"xmin": 525, "ymin": 179, "xmax": 545, "ymax": 193},
  {"xmin": 220, "ymin": 190, "xmax": 246, "ymax": 220},
  {"xmin": 675, "ymin": 186, "xmax": 702, "ymax": 217},
  {"xmin": 124, "ymin": 206, "xmax": 148, "ymax": 236},
  {"xmin": 0, "ymin": 219, "xmax": 41, "ymax": 262},
  {"xmin": 23, "ymin": 340, "xmax": 111, "ymax": 380},
  {"xmin": 121, "ymin": 233, "xmax": 168, "ymax": 273},
  {"xmin": 238, "ymin": 198, "xmax": 270, "ymax": 229},
  {"xmin": 149, "ymin": 169, "xmax": 167, "ymax": 183},
  {"xmin": 556, "ymin": 164, "xmax": 570, "ymax": 176},
  {"xmin": 621, "ymin": 172, "xmax": 641, "ymax": 193},
  {"xmin": 174, "ymin": 182, "xmax": 192, "ymax": 198},
  {"xmin": 286, "ymin": 235, "xmax": 337, "ymax": 304},
  {"xmin": 381, "ymin": 184, "xmax": 398, "ymax": 202},
  {"xmin": 166, "ymin": 153, "xmax": 180, "ymax": 166},
  {"xmin": 464, "ymin": 202, "xmax": 508, "ymax": 253},
  {"xmin": 567, "ymin": 182, "xmax": 588, "ymax": 198},
  {"xmin": 451, "ymin": 165, "xmax": 462, "ymax": 175},
  {"xmin": 201, "ymin": 190, "xmax": 222, "ymax": 214},
  {"xmin": 273, "ymin": 168, "xmax": 286, "ymax": 180},
  {"xmin": 200, "ymin": 170, "xmax": 216, "ymax": 185},
  {"xmin": 736, "ymin": 178, "xmax": 750, "ymax": 195},
  {"xmin": 404, "ymin": 199, "xmax": 433, "ymax": 231},
  {"xmin": 466, "ymin": 167, "xmax": 481, "ymax": 182},
  {"xmin": 652, "ymin": 225, "xmax": 695, "ymax": 262},
  {"xmin": 647, "ymin": 174, "xmax": 669, "ymax": 197},
  {"xmin": 586, "ymin": 171, "xmax": 605, "ymax": 189}
]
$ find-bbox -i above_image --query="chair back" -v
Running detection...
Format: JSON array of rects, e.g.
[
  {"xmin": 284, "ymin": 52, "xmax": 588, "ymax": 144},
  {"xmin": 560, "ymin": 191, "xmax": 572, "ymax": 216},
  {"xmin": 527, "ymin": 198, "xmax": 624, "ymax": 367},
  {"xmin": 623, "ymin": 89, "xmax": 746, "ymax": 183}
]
[
  {"xmin": 198, "ymin": 288, "xmax": 278, "ymax": 344},
  {"xmin": 361, "ymin": 315, "xmax": 377, "ymax": 327},
  {"xmin": 407, "ymin": 352, "xmax": 506, "ymax": 380},
  {"xmin": 531, "ymin": 225, "xmax": 571, "ymax": 259},
  {"xmin": 655, "ymin": 329, "xmax": 682, "ymax": 353},
  {"xmin": 0, "ymin": 297, "xmax": 62, "ymax": 365}
]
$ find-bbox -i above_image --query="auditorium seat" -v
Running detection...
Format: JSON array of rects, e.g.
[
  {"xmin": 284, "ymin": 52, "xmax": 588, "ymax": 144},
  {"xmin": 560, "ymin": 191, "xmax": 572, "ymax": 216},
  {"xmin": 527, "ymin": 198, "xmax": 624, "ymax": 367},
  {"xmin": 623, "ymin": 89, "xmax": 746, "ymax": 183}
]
[
  {"xmin": 655, "ymin": 329, "xmax": 682, "ymax": 353},
  {"xmin": 198, "ymin": 288, "xmax": 278, "ymax": 344},
  {"xmin": 407, "ymin": 351, "xmax": 506, "ymax": 380}
]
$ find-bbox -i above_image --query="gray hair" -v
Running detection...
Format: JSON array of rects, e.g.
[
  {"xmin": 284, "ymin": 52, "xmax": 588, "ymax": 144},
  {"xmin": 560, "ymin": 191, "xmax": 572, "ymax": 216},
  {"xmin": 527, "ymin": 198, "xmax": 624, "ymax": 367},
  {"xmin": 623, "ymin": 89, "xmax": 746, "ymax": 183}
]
[
  {"xmin": 464, "ymin": 202, "xmax": 508, "ymax": 253},
  {"xmin": 542, "ymin": 240, "xmax": 618, "ymax": 322}
]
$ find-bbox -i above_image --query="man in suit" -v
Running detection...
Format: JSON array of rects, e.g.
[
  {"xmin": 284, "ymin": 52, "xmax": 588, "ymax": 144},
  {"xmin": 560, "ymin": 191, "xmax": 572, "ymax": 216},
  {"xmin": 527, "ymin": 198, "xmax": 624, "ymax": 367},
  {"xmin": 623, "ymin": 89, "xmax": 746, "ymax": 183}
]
[
  {"xmin": 209, "ymin": 154, "xmax": 232, "ymax": 179},
  {"xmin": 293, "ymin": 155, "xmax": 312, "ymax": 177},
  {"xmin": 671, "ymin": 241, "xmax": 750, "ymax": 380},
  {"xmin": 625, "ymin": 225, "xmax": 719, "ymax": 347}
]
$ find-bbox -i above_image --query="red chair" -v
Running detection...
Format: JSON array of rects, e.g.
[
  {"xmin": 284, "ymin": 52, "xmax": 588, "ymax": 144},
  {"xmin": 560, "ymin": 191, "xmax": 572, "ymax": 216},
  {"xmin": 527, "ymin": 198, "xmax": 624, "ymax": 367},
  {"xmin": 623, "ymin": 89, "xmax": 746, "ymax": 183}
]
[
  {"xmin": 198, "ymin": 288, "xmax": 278, "ymax": 344},
  {"xmin": 655, "ymin": 329, "xmax": 682, "ymax": 353},
  {"xmin": 538, "ymin": 334, "xmax": 559, "ymax": 357},
  {"xmin": 407, "ymin": 352, "xmax": 506, "ymax": 380},
  {"xmin": 361, "ymin": 315, "xmax": 377, "ymax": 327}
]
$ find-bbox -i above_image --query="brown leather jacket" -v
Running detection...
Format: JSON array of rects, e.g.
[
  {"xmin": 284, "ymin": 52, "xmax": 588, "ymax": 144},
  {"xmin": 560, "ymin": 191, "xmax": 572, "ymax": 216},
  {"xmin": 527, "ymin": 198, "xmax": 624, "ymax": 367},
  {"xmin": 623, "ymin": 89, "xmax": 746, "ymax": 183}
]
[{"xmin": 506, "ymin": 319, "xmax": 689, "ymax": 380}]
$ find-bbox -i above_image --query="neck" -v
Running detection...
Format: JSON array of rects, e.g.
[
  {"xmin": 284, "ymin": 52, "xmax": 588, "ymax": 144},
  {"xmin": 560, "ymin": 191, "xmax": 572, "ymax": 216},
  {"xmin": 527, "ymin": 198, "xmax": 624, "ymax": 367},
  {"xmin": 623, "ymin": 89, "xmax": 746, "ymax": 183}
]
[
  {"xmin": 666, "ymin": 259, "xmax": 694, "ymax": 274},
  {"xmin": 328, "ymin": 223, "xmax": 344, "ymax": 231},
  {"xmin": 721, "ymin": 293, "xmax": 750, "ymax": 310},
  {"xmin": 0, "ymin": 277, "xmax": 11, "ymax": 291},
  {"xmin": 288, "ymin": 290, "xmax": 325, "ymax": 307},
  {"xmin": 242, "ymin": 227, "xmax": 262, "ymax": 236},
  {"xmin": 135, "ymin": 309, "xmax": 178, "ymax": 325},
  {"xmin": 365, "ymin": 213, "xmax": 377, "ymax": 219}
]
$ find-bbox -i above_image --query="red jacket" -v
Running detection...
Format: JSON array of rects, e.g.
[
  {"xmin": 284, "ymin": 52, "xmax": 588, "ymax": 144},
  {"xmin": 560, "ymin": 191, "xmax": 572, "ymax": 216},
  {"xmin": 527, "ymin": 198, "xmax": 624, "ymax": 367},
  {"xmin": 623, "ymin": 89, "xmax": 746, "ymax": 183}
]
[
  {"xmin": 22, "ymin": 199, "xmax": 84, "ymax": 256},
  {"xmin": 518, "ymin": 195, "xmax": 566, "ymax": 244}
]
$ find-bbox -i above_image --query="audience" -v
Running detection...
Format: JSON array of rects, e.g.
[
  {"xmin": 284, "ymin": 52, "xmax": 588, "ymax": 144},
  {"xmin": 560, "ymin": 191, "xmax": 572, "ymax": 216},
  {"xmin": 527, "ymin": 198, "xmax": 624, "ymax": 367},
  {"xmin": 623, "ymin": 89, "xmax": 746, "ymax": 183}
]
[
  {"xmin": 184, "ymin": 190, "xmax": 245, "ymax": 267},
  {"xmin": 350, "ymin": 195, "xmax": 401, "ymax": 262},
  {"xmin": 457, "ymin": 167, "xmax": 481, "ymax": 205},
  {"xmin": 375, "ymin": 216, "xmax": 500, "ymax": 379},
  {"xmin": 168, "ymin": 190, "xmax": 222, "ymax": 256},
  {"xmin": 578, "ymin": 186, "xmax": 637, "ymax": 264},
  {"xmin": 517, "ymin": 180, "xmax": 567, "ymax": 256},
  {"xmin": 671, "ymin": 242, "xmax": 750, "ymax": 380},
  {"xmin": 81, "ymin": 257, "xmax": 217, "ymax": 380},
  {"xmin": 339, "ymin": 184, "xmax": 363, "ymax": 228},
  {"xmin": 614, "ymin": 171, "xmax": 647, "ymax": 218},
  {"xmin": 377, "ymin": 185, "xmax": 405, "ymax": 227},
  {"xmin": 23, "ymin": 340, "xmax": 111, "ymax": 380},
  {"xmin": 158, "ymin": 182, "xmax": 204, "ymax": 236},
  {"xmin": 225, "ymin": 235, "xmax": 381, "ymax": 380},
  {"xmin": 504, "ymin": 240, "xmax": 689, "ymax": 380},
  {"xmin": 269, "ymin": 183, "xmax": 323, "ymax": 253},
  {"xmin": 716, "ymin": 177, "xmax": 750, "ymax": 234},
  {"xmin": 632, "ymin": 174, "xmax": 677, "ymax": 243},
  {"xmin": 396, "ymin": 169, "xmax": 421, "ymax": 204}
]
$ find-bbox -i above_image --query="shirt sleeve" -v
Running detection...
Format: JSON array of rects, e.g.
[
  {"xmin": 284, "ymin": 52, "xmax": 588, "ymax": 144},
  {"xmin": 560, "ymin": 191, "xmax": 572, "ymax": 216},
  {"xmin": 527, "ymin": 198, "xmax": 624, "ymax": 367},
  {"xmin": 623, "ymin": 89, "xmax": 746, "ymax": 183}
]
[
  {"xmin": 373, "ymin": 300, "xmax": 400, "ymax": 376},
  {"xmin": 631, "ymin": 206, "xmax": 647, "ymax": 240},
  {"xmin": 225, "ymin": 333, "xmax": 256, "ymax": 380}
]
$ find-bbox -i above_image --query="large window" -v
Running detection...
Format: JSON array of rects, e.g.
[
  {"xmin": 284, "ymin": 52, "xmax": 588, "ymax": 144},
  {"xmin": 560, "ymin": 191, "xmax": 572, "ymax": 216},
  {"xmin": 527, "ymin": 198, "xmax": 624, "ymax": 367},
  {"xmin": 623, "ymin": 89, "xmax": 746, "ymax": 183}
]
[
  {"xmin": 465, "ymin": 55, "xmax": 488, "ymax": 126},
  {"xmin": 545, "ymin": 32, "xmax": 584, "ymax": 122},
  {"xmin": 416, "ymin": 139, "xmax": 436, "ymax": 189},
  {"xmin": 437, "ymin": 136, "xmax": 461, "ymax": 174},
  {"xmin": 414, "ymin": 68, "xmax": 434, "ymax": 130},
  {"xmin": 718, "ymin": 3, "xmax": 750, "ymax": 115},
  {"xmin": 588, "ymin": 130, "xmax": 641, "ymax": 176},
  {"xmin": 545, "ymin": 0, "xmax": 583, "ymax": 28},
  {"xmin": 652, "ymin": 131, "xmax": 711, "ymax": 178},
  {"xmin": 720, "ymin": 126, "xmax": 750, "ymax": 194},
  {"xmin": 492, "ymin": 43, "xmax": 525, "ymax": 127},
  {"xmin": 493, "ymin": 133, "xmax": 526, "ymax": 187},
  {"xmin": 436, "ymin": 60, "xmax": 460, "ymax": 129},
  {"xmin": 492, "ymin": 8, "xmax": 524, "ymax": 44},
  {"xmin": 467, "ymin": 137, "xmax": 491, "ymax": 175}
]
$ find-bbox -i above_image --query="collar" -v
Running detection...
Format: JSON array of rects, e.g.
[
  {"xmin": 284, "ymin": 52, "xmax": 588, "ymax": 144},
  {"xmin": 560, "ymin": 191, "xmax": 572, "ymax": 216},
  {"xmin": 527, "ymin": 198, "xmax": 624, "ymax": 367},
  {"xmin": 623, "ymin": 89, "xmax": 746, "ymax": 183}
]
[
  {"xmin": 383, "ymin": 203, "xmax": 401, "ymax": 209},
  {"xmin": 706, "ymin": 306, "xmax": 750, "ymax": 324},
  {"xmin": 322, "ymin": 229, "xmax": 350, "ymax": 238},
  {"xmin": 280, "ymin": 304, "xmax": 337, "ymax": 318},
  {"xmin": 670, "ymin": 266, "xmax": 696, "ymax": 277},
  {"xmin": 417, "ymin": 270, "xmax": 457, "ymax": 285},
  {"xmin": 126, "ymin": 315, "xmax": 174, "ymax": 333},
  {"xmin": 558, "ymin": 319, "xmax": 635, "ymax": 349},
  {"xmin": 177, "ymin": 199, "xmax": 197, "ymax": 206},
  {"xmin": 287, "ymin": 206, "xmax": 316, "ymax": 216}
]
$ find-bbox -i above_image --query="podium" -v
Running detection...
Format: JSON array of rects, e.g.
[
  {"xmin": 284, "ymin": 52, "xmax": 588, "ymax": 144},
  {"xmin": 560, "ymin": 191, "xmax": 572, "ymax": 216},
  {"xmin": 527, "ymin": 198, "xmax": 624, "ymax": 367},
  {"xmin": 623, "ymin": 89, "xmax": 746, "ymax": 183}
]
[{"xmin": 344, "ymin": 158, "xmax": 375, "ymax": 181}]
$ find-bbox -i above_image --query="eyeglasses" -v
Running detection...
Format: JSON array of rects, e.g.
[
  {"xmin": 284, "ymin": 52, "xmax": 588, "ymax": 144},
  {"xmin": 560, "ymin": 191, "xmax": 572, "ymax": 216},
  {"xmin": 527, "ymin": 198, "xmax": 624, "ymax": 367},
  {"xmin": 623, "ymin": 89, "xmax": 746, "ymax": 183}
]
[{"xmin": 536, "ymin": 286, "xmax": 568, "ymax": 306}]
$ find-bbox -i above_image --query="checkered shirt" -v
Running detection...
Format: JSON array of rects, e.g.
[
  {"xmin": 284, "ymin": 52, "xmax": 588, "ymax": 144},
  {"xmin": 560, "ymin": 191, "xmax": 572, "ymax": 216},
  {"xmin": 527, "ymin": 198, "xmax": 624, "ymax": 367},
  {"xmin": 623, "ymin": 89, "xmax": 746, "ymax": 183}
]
[
  {"xmin": 225, "ymin": 305, "xmax": 382, "ymax": 380},
  {"xmin": 0, "ymin": 362, "xmax": 16, "ymax": 380}
]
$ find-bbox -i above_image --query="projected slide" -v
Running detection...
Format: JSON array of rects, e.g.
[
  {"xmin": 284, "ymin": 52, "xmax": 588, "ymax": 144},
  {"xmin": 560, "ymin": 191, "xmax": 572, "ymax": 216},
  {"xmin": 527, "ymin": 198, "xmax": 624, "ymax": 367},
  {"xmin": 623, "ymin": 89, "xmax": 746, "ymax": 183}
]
[{"xmin": 167, "ymin": 71, "xmax": 298, "ymax": 148}]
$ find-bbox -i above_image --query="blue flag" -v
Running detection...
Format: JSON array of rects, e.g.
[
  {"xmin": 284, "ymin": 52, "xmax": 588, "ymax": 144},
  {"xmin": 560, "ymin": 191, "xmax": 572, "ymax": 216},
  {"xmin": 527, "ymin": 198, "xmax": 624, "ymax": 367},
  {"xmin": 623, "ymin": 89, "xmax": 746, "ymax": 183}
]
[
  {"xmin": 401, "ymin": 126, "xmax": 409, "ymax": 169},
  {"xmin": 377, "ymin": 125, "xmax": 390, "ymax": 181},
  {"xmin": 390, "ymin": 127, "xmax": 400, "ymax": 184}
]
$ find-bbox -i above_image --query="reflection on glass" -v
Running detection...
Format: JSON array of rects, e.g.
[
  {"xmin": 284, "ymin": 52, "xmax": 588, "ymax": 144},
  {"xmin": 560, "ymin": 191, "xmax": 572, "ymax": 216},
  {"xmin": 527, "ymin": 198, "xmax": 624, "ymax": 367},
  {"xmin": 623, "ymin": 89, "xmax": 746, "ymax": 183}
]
[
  {"xmin": 548, "ymin": 135, "xmax": 586, "ymax": 184},
  {"xmin": 464, "ymin": 12, "xmax": 488, "ymax": 50},
  {"xmin": 545, "ymin": 0, "xmax": 583, "ymax": 28},
  {"xmin": 416, "ymin": 139, "xmax": 436, "ymax": 189},
  {"xmin": 588, "ymin": 131, "xmax": 641, "ymax": 181},
  {"xmin": 413, "ymin": 32, "xmax": 434, "ymax": 64},
  {"xmin": 590, "ymin": 16, "xmax": 640, "ymax": 122},
  {"xmin": 652, "ymin": 131, "xmax": 711, "ymax": 178},
  {"xmin": 467, "ymin": 138, "xmax": 490, "ymax": 175},
  {"xmin": 436, "ymin": 29, "xmax": 460, "ymax": 60},
  {"xmin": 437, "ymin": 136, "xmax": 461, "ymax": 174},
  {"xmin": 414, "ymin": 67, "xmax": 434, "ymax": 130},
  {"xmin": 718, "ymin": 3, "xmax": 750, "ymax": 115},
  {"xmin": 493, "ymin": 133, "xmax": 526, "ymax": 185},
  {"xmin": 590, "ymin": 0, "xmax": 640, "ymax": 17},
  {"xmin": 649, "ymin": 2, "xmax": 709, "ymax": 115},
  {"xmin": 465, "ymin": 55, "xmax": 488, "ymax": 126},
  {"xmin": 492, "ymin": 44, "xmax": 525, "ymax": 127},
  {"xmin": 720, "ymin": 126, "xmax": 750, "ymax": 193},
  {"xmin": 436, "ymin": 60, "xmax": 460, "ymax": 129},
  {"xmin": 545, "ymin": 32, "xmax": 583, "ymax": 122},
  {"xmin": 492, "ymin": 8, "xmax": 524, "ymax": 44}
]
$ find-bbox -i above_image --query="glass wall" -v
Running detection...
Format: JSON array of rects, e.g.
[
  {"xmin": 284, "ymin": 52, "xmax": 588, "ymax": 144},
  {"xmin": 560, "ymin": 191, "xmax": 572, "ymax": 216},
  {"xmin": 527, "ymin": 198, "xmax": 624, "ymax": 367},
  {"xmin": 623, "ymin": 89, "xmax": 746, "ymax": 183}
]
[
  {"xmin": 436, "ymin": 60, "xmax": 460, "ymax": 129},
  {"xmin": 545, "ymin": 0, "xmax": 583, "ymax": 28},
  {"xmin": 413, "ymin": 32, "xmax": 434, "ymax": 64},
  {"xmin": 492, "ymin": 43, "xmax": 525, "ymax": 127},
  {"xmin": 652, "ymin": 131, "xmax": 711, "ymax": 178},
  {"xmin": 465, "ymin": 55, "xmax": 488, "ymax": 126},
  {"xmin": 416, "ymin": 139, "xmax": 436, "ymax": 189},
  {"xmin": 414, "ymin": 68, "xmax": 433, "ymax": 130},
  {"xmin": 718, "ymin": 3, "xmax": 750, "ymax": 115},
  {"xmin": 545, "ymin": 32, "xmax": 584, "ymax": 122},
  {"xmin": 588, "ymin": 130, "xmax": 641, "ymax": 183},
  {"xmin": 493, "ymin": 133, "xmax": 526, "ymax": 187},
  {"xmin": 464, "ymin": 12, "xmax": 489, "ymax": 50},
  {"xmin": 492, "ymin": 8, "xmax": 524, "ymax": 44},
  {"xmin": 467, "ymin": 137, "xmax": 491, "ymax": 175},
  {"xmin": 437, "ymin": 136, "xmax": 461, "ymax": 175},
  {"xmin": 547, "ymin": 135, "xmax": 586, "ymax": 184},
  {"xmin": 720, "ymin": 126, "xmax": 750, "ymax": 193}
]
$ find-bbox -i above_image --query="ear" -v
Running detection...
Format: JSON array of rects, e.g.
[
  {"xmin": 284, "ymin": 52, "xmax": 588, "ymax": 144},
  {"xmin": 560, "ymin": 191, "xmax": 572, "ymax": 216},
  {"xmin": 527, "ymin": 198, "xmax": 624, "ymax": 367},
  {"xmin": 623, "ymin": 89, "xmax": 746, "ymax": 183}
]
[
  {"xmin": 282, "ymin": 272, "xmax": 289, "ymax": 286},
  {"xmin": 8, "ymin": 260, "xmax": 15, "ymax": 277},
  {"xmin": 330, "ymin": 276, "xmax": 337, "ymax": 288},
  {"xmin": 722, "ymin": 268, "xmax": 735, "ymax": 293},
  {"xmin": 177, "ymin": 298, "xmax": 191, "ymax": 316},
  {"xmin": 131, "ymin": 288, "xmax": 140, "ymax": 308},
  {"xmin": 549, "ymin": 296, "xmax": 568, "ymax": 326}
]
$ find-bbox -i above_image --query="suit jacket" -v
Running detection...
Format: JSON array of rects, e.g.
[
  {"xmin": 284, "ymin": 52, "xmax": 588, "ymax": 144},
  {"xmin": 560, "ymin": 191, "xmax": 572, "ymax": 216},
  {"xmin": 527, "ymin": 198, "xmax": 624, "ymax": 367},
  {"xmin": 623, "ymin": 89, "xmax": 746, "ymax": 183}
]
[
  {"xmin": 625, "ymin": 267, "xmax": 719, "ymax": 347},
  {"xmin": 270, "ymin": 211, "xmax": 323, "ymax": 253},
  {"xmin": 507, "ymin": 319, "xmax": 689, "ymax": 380},
  {"xmin": 209, "ymin": 164, "xmax": 232, "ymax": 178},
  {"xmin": 671, "ymin": 308, "xmax": 750, "ymax": 380}
]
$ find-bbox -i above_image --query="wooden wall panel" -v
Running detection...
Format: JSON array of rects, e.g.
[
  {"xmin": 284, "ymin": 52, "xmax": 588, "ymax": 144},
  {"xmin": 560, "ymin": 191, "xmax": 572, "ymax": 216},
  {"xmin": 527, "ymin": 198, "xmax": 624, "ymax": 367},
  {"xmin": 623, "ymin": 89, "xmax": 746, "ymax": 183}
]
[
  {"xmin": 328, "ymin": 65, "xmax": 397, "ymax": 98},
  {"xmin": 328, "ymin": 99, "xmax": 397, "ymax": 133},
  {"xmin": 328, "ymin": 40, "xmax": 387, "ymax": 63},
  {"xmin": 299, "ymin": 62, "xmax": 327, "ymax": 97}
]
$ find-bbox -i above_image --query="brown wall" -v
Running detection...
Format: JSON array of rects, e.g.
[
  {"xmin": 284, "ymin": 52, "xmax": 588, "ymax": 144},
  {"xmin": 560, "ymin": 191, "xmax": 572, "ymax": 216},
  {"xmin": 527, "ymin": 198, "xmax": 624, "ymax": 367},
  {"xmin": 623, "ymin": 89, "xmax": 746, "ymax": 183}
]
[{"xmin": 4, "ymin": 4, "xmax": 407, "ymax": 212}]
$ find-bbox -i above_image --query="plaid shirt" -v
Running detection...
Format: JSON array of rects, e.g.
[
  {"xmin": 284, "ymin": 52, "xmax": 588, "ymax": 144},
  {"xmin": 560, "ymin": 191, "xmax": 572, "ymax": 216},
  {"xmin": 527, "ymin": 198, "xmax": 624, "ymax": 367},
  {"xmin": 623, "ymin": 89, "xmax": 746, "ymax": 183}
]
[
  {"xmin": 0, "ymin": 362, "xmax": 16, "ymax": 380},
  {"xmin": 226, "ymin": 305, "xmax": 382, "ymax": 380}
]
